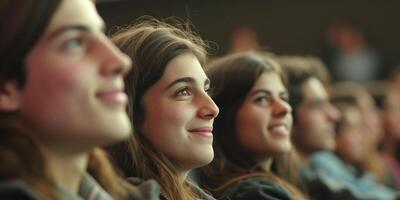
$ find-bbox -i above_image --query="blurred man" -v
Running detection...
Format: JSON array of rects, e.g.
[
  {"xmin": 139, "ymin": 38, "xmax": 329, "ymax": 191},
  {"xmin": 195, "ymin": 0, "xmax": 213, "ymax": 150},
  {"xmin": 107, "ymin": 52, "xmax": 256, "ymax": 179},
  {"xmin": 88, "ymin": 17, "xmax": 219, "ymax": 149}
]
[
  {"xmin": 278, "ymin": 56, "xmax": 397, "ymax": 200},
  {"xmin": 278, "ymin": 56, "xmax": 339, "ymax": 161}
]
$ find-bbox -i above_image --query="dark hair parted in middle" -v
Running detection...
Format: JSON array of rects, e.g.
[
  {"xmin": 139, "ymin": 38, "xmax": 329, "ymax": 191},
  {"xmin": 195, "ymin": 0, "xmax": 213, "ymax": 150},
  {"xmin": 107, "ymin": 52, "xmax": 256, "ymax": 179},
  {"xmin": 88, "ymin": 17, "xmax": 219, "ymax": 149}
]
[
  {"xmin": 207, "ymin": 51, "xmax": 284, "ymax": 171},
  {"xmin": 202, "ymin": 51, "xmax": 306, "ymax": 200},
  {"xmin": 108, "ymin": 17, "xmax": 213, "ymax": 200}
]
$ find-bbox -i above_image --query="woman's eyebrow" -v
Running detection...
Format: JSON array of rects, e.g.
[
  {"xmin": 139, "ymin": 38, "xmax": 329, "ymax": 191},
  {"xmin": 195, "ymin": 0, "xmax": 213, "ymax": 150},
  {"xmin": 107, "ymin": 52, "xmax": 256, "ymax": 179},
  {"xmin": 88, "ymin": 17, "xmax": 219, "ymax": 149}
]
[
  {"xmin": 166, "ymin": 77, "xmax": 210, "ymax": 90},
  {"xmin": 47, "ymin": 25, "xmax": 90, "ymax": 40},
  {"xmin": 166, "ymin": 77, "xmax": 195, "ymax": 89},
  {"xmin": 46, "ymin": 22, "xmax": 106, "ymax": 40},
  {"xmin": 249, "ymin": 89, "xmax": 272, "ymax": 97}
]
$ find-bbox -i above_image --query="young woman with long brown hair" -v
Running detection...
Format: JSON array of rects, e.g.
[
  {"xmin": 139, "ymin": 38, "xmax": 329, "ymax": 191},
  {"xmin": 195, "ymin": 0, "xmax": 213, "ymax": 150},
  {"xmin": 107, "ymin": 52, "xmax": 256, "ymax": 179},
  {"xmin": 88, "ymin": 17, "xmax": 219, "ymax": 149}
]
[
  {"xmin": 108, "ymin": 18, "xmax": 219, "ymax": 200},
  {"xmin": 201, "ymin": 51, "xmax": 307, "ymax": 200},
  {"xmin": 0, "ymin": 0, "xmax": 155, "ymax": 199}
]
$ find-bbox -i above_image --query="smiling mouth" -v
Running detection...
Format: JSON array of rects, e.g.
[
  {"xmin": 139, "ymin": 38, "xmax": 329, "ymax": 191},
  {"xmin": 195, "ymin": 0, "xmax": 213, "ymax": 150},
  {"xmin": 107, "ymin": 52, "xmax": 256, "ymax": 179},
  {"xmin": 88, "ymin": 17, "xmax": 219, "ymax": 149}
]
[
  {"xmin": 188, "ymin": 127, "xmax": 213, "ymax": 137},
  {"xmin": 268, "ymin": 124, "xmax": 290, "ymax": 136},
  {"xmin": 96, "ymin": 89, "xmax": 128, "ymax": 106}
]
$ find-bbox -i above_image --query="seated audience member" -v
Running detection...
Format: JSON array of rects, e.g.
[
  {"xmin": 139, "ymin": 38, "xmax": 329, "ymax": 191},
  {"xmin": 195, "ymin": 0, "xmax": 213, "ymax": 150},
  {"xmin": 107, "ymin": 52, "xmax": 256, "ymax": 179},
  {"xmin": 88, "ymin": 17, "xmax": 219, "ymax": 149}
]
[
  {"xmin": 108, "ymin": 18, "xmax": 218, "ymax": 200},
  {"xmin": 332, "ymin": 82, "xmax": 388, "ymax": 185},
  {"xmin": 301, "ymin": 85, "xmax": 398, "ymax": 200},
  {"xmin": 381, "ymin": 85, "xmax": 400, "ymax": 189},
  {"xmin": 201, "ymin": 51, "xmax": 307, "ymax": 200},
  {"xmin": 277, "ymin": 56, "xmax": 339, "ymax": 162},
  {"xmin": 0, "ymin": 0, "xmax": 157, "ymax": 199},
  {"xmin": 280, "ymin": 55, "xmax": 397, "ymax": 199},
  {"xmin": 333, "ymin": 99, "xmax": 367, "ymax": 170}
]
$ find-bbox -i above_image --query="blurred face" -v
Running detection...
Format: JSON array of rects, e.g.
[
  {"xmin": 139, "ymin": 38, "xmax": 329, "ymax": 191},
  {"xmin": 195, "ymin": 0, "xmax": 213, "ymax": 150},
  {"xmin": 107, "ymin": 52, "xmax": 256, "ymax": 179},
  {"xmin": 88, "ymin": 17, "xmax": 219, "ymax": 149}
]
[
  {"xmin": 295, "ymin": 78, "xmax": 339, "ymax": 154},
  {"xmin": 384, "ymin": 89, "xmax": 400, "ymax": 140},
  {"xmin": 336, "ymin": 107, "xmax": 367, "ymax": 165},
  {"xmin": 17, "ymin": 0, "xmax": 132, "ymax": 152},
  {"xmin": 141, "ymin": 53, "xmax": 219, "ymax": 172},
  {"xmin": 236, "ymin": 72, "xmax": 292, "ymax": 159},
  {"xmin": 357, "ymin": 92, "xmax": 383, "ymax": 146}
]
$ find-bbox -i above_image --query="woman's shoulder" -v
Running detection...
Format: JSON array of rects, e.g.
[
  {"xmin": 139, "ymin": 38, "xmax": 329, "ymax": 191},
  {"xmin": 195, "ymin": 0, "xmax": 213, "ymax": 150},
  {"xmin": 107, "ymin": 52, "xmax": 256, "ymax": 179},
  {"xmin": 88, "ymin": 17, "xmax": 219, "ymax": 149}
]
[
  {"xmin": 127, "ymin": 177, "xmax": 161, "ymax": 200},
  {"xmin": 217, "ymin": 177, "xmax": 294, "ymax": 200},
  {"xmin": 188, "ymin": 181, "xmax": 215, "ymax": 200},
  {"xmin": 0, "ymin": 179, "xmax": 45, "ymax": 200}
]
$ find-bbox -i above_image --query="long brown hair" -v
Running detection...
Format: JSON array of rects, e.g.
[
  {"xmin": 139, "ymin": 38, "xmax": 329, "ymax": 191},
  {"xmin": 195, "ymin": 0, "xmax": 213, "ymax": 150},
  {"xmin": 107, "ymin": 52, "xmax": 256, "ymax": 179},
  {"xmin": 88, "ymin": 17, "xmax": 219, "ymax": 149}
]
[
  {"xmin": 201, "ymin": 51, "xmax": 306, "ymax": 199},
  {"xmin": 0, "ymin": 1, "xmax": 141, "ymax": 199},
  {"xmin": 0, "ymin": 116, "xmax": 136, "ymax": 199},
  {"xmin": 108, "ymin": 17, "xmax": 208, "ymax": 200}
]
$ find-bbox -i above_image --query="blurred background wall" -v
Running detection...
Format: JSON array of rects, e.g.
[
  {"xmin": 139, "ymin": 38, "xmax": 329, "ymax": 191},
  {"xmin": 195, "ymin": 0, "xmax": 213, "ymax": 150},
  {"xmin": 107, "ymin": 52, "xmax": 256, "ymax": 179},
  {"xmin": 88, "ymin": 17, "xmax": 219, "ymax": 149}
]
[{"xmin": 97, "ymin": 0, "xmax": 400, "ymax": 80}]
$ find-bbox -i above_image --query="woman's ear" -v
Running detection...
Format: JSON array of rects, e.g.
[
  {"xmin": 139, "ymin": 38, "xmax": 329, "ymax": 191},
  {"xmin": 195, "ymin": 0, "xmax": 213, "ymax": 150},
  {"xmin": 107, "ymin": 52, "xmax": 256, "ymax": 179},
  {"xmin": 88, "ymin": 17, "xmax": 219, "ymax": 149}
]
[{"xmin": 0, "ymin": 81, "xmax": 21, "ymax": 112}]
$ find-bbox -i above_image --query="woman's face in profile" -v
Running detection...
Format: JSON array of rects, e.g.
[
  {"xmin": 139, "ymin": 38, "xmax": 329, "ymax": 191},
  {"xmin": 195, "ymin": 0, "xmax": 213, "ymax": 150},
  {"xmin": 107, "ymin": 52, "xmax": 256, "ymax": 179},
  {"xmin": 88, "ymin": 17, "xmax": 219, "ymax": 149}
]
[
  {"xmin": 17, "ymin": 0, "xmax": 132, "ymax": 151},
  {"xmin": 140, "ymin": 53, "xmax": 219, "ymax": 171}
]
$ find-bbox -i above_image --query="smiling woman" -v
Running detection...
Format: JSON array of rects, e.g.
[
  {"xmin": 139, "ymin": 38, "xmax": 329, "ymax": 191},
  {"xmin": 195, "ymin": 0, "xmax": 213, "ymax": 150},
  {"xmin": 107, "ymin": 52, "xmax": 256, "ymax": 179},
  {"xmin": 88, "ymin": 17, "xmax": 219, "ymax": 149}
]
[
  {"xmin": 108, "ymin": 17, "xmax": 218, "ymax": 200},
  {"xmin": 0, "ymin": 0, "xmax": 149, "ymax": 199},
  {"xmin": 200, "ymin": 51, "xmax": 306, "ymax": 200},
  {"xmin": 140, "ymin": 53, "xmax": 217, "ymax": 172}
]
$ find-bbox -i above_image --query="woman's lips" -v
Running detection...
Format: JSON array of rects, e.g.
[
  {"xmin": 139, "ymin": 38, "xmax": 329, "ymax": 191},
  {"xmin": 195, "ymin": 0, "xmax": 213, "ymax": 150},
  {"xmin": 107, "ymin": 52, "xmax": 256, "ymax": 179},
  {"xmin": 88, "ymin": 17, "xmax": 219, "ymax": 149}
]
[
  {"xmin": 188, "ymin": 127, "xmax": 213, "ymax": 137},
  {"xmin": 268, "ymin": 124, "xmax": 290, "ymax": 137},
  {"xmin": 96, "ymin": 89, "xmax": 127, "ymax": 105}
]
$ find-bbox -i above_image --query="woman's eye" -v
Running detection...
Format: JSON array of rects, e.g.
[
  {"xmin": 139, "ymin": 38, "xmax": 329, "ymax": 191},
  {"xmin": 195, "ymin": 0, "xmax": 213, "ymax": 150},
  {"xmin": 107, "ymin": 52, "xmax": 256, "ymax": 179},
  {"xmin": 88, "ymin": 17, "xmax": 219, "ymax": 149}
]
[
  {"xmin": 176, "ymin": 87, "xmax": 191, "ymax": 97},
  {"xmin": 61, "ymin": 37, "xmax": 84, "ymax": 50},
  {"xmin": 255, "ymin": 96, "xmax": 270, "ymax": 104}
]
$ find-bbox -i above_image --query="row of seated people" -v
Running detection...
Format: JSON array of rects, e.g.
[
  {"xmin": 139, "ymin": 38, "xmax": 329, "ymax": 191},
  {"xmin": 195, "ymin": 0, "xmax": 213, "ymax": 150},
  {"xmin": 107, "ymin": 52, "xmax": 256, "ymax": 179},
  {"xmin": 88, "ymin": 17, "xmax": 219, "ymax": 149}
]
[{"xmin": 1, "ymin": 0, "xmax": 399, "ymax": 199}]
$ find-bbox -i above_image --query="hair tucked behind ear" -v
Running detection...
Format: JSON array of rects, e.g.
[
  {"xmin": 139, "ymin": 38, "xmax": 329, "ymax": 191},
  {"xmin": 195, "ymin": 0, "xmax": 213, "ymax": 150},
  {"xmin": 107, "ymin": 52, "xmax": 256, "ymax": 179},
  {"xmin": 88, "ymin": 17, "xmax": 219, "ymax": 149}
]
[
  {"xmin": 0, "ymin": 114, "xmax": 63, "ymax": 199},
  {"xmin": 0, "ymin": 114, "xmax": 142, "ymax": 200}
]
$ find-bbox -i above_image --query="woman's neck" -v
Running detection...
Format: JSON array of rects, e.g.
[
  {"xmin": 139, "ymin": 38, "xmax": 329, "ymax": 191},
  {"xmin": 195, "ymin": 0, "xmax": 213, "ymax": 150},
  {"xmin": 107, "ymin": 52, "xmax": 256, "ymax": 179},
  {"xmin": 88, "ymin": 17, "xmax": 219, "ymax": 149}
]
[
  {"xmin": 176, "ymin": 169, "xmax": 189, "ymax": 183},
  {"xmin": 255, "ymin": 156, "xmax": 273, "ymax": 172},
  {"xmin": 43, "ymin": 147, "xmax": 88, "ymax": 194}
]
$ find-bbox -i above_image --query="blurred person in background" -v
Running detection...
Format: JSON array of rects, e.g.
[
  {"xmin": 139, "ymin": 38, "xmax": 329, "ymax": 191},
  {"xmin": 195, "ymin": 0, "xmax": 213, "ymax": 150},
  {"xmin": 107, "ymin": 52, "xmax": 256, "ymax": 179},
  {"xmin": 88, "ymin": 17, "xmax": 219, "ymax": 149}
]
[
  {"xmin": 277, "ymin": 56, "xmax": 338, "ymax": 163},
  {"xmin": 382, "ymin": 85, "xmax": 400, "ymax": 189},
  {"xmin": 229, "ymin": 26, "xmax": 260, "ymax": 54},
  {"xmin": 278, "ymin": 56, "xmax": 395, "ymax": 199},
  {"xmin": 201, "ymin": 51, "xmax": 307, "ymax": 200},
  {"xmin": 387, "ymin": 64, "xmax": 400, "ymax": 91},
  {"xmin": 322, "ymin": 21, "xmax": 382, "ymax": 83},
  {"xmin": 307, "ymin": 84, "xmax": 397, "ymax": 200},
  {"xmin": 333, "ymin": 99, "xmax": 368, "ymax": 170},
  {"xmin": 331, "ymin": 82, "xmax": 387, "ymax": 186}
]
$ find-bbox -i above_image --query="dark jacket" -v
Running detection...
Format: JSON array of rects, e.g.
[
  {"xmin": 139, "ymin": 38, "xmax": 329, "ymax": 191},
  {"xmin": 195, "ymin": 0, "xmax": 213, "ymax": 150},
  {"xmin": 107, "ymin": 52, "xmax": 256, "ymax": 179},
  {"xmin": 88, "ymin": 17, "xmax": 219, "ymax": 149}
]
[
  {"xmin": 128, "ymin": 177, "xmax": 215, "ymax": 200},
  {"xmin": 189, "ymin": 181, "xmax": 215, "ymax": 200},
  {"xmin": 212, "ymin": 177, "xmax": 294, "ymax": 200},
  {"xmin": 0, "ymin": 179, "xmax": 44, "ymax": 200}
]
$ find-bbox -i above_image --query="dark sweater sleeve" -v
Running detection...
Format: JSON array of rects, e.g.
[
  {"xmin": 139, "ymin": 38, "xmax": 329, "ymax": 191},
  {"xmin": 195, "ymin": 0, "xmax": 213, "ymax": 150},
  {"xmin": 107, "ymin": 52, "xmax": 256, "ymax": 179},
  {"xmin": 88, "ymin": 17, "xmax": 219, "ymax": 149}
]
[
  {"xmin": 127, "ymin": 177, "xmax": 161, "ymax": 200},
  {"xmin": 220, "ymin": 178, "xmax": 294, "ymax": 200},
  {"xmin": 0, "ymin": 180, "xmax": 45, "ymax": 200}
]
